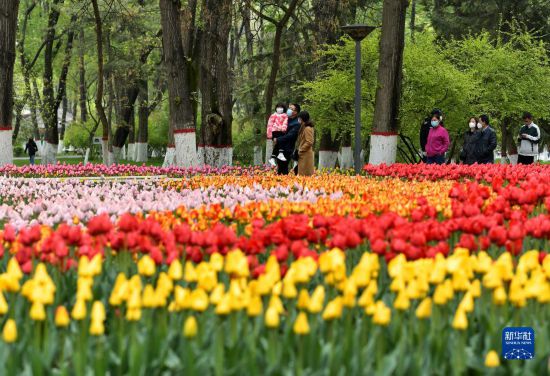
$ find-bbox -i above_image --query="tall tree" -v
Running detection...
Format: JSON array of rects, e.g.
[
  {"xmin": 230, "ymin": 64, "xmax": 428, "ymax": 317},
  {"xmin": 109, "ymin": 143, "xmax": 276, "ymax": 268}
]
[
  {"xmin": 0, "ymin": 0, "xmax": 19, "ymax": 166},
  {"xmin": 41, "ymin": 1, "xmax": 76, "ymax": 164},
  {"xmin": 198, "ymin": 0, "xmax": 233, "ymax": 167},
  {"xmin": 369, "ymin": 0, "xmax": 408, "ymax": 165},
  {"xmin": 159, "ymin": 0, "xmax": 197, "ymax": 167},
  {"xmin": 91, "ymin": 0, "xmax": 111, "ymax": 165}
]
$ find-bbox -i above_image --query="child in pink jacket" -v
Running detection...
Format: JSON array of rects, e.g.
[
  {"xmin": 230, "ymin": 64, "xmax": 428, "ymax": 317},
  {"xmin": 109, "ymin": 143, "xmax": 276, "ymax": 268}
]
[{"xmin": 267, "ymin": 103, "xmax": 289, "ymax": 165}]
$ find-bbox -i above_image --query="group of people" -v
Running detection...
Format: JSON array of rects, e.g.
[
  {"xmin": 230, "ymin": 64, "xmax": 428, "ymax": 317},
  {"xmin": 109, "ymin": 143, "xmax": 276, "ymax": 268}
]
[
  {"xmin": 266, "ymin": 102, "xmax": 315, "ymax": 176},
  {"xmin": 420, "ymin": 109, "xmax": 540, "ymax": 165}
]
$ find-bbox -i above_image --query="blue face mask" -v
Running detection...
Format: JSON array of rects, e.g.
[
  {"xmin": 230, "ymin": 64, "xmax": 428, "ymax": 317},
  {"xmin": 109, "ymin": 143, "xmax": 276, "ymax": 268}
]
[
  {"xmin": 431, "ymin": 120, "xmax": 439, "ymax": 128},
  {"xmin": 287, "ymin": 109, "xmax": 293, "ymax": 117}
]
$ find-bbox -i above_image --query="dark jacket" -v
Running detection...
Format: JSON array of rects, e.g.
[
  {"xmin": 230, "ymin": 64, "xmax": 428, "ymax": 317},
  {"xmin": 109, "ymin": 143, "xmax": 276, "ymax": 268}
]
[
  {"xmin": 275, "ymin": 117, "xmax": 300, "ymax": 153},
  {"xmin": 474, "ymin": 126, "xmax": 497, "ymax": 164},
  {"xmin": 459, "ymin": 130, "xmax": 478, "ymax": 165},
  {"xmin": 25, "ymin": 140, "xmax": 38, "ymax": 156}
]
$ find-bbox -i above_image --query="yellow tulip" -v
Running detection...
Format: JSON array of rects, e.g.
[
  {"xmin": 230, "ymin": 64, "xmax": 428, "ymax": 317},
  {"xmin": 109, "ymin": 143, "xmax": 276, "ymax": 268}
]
[
  {"xmin": 484, "ymin": 350, "xmax": 500, "ymax": 368},
  {"xmin": 184, "ymin": 316, "xmax": 198, "ymax": 338},
  {"xmin": 393, "ymin": 291, "xmax": 410, "ymax": 311},
  {"xmin": 142, "ymin": 284, "xmax": 156, "ymax": 308},
  {"xmin": 210, "ymin": 253, "xmax": 224, "ymax": 272},
  {"xmin": 89, "ymin": 319, "xmax": 105, "ymax": 336},
  {"xmin": 71, "ymin": 299, "xmax": 87, "ymax": 320},
  {"xmin": 126, "ymin": 308, "xmax": 142, "ymax": 321},
  {"xmin": 247, "ymin": 294, "xmax": 263, "ymax": 317},
  {"xmin": 282, "ymin": 281, "xmax": 298, "ymax": 299},
  {"xmin": 469, "ymin": 279, "xmax": 481, "ymax": 298},
  {"xmin": 458, "ymin": 292, "xmax": 474, "ymax": 313},
  {"xmin": 55, "ymin": 306, "xmax": 70, "ymax": 327},
  {"xmin": 168, "ymin": 259, "xmax": 183, "ymax": 280},
  {"xmin": 137, "ymin": 255, "xmax": 156, "ymax": 277},
  {"xmin": 89, "ymin": 254, "xmax": 102, "ymax": 276},
  {"xmin": 190, "ymin": 288, "xmax": 209, "ymax": 312},
  {"xmin": 91, "ymin": 301, "xmax": 106, "ymax": 322},
  {"xmin": 0, "ymin": 292, "xmax": 8, "ymax": 315},
  {"xmin": 2, "ymin": 319, "xmax": 17, "ymax": 343},
  {"xmin": 297, "ymin": 289, "xmax": 310, "ymax": 310},
  {"xmin": 293, "ymin": 312, "xmax": 310, "ymax": 335},
  {"xmin": 184, "ymin": 262, "xmax": 198, "ymax": 283},
  {"xmin": 322, "ymin": 297, "xmax": 343, "ymax": 321},
  {"xmin": 268, "ymin": 295, "xmax": 284, "ymax": 314},
  {"xmin": 6, "ymin": 258, "xmax": 23, "ymax": 280},
  {"xmin": 30, "ymin": 301, "xmax": 46, "ymax": 321},
  {"xmin": 373, "ymin": 302, "xmax": 391, "ymax": 326},
  {"xmin": 265, "ymin": 306, "xmax": 280, "ymax": 328},
  {"xmin": 415, "ymin": 297, "xmax": 432, "ymax": 319},
  {"xmin": 215, "ymin": 294, "xmax": 232, "ymax": 316},
  {"xmin": 452, "ymin": 308, "xmax": 468, "ymax": 330},
  {"xmin": 493, "ymin": 287, "xmax": 507, "ymax": 306}
]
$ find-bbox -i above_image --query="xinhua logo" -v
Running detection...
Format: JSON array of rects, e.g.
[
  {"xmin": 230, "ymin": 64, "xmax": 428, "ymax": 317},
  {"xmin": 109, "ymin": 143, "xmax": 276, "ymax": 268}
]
[{"xmin": 502, "ymin": 327, "xmax": 535, "ymax": 360}]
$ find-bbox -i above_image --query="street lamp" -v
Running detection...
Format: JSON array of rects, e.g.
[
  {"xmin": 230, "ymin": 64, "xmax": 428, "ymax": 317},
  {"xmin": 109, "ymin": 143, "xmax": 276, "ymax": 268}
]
[{"xmin": 341, "ymin": 24, "xmax": 376, "ymax": 174}]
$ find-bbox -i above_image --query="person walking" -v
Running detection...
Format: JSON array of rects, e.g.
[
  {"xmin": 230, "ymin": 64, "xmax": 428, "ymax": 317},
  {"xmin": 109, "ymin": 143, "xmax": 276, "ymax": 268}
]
[
  {"xmin": 25, "ymin": 138, "xmax": 38, "ymax": 165},
  {"xmin": 425, "ymin": 113, "xmax": 449, "ymax": 164},
  {"xmin": 459, "ymin": 117, "xmax": 480, "ymax": 165},
  {"xmin": 517, "ymin": 112, "xmax": 540, "ymax": 165},
  {"xmin": 295, "ymin": 111, "xmax": 315, "ymax": 176},
  {"xmin": 273, "ymin": 103, "xmax": 301, "ymax": 175},
  {"xmin": 474, "ymin": 114, "xmax": 497, "ymax": 164}
]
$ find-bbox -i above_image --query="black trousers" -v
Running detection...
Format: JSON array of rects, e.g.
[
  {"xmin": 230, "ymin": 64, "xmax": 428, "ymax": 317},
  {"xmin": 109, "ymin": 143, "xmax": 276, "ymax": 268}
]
[
  {"xmin": 271, "ymin": 131, "xmax": 285, "ymax": 158},
  {"xmin": 276, "ymin": 151, "xmax": 292, "ymax": 175},
  {"xmin": 518, "ymin": 155, "xmax": 535, "ymax": 165}
]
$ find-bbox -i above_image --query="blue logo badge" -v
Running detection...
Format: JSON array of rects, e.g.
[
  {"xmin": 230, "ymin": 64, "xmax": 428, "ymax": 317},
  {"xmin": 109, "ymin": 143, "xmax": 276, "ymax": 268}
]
[{"xmin": 502, "ymin": 327, "xmax": 535, "ymax": 360}]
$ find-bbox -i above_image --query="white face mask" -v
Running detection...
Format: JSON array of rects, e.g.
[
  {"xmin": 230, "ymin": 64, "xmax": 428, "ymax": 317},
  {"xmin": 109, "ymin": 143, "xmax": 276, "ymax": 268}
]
[
  {"xmin": 469, "ymin": 122, "xmax": 476, "ymax": 129},
  {"xmin": 477, "ymin": 123, "xmax": 483, "ymax": 129},
  {"xmin": 276, "ymin": 108, "xmax": 284, "ymax": 114}
]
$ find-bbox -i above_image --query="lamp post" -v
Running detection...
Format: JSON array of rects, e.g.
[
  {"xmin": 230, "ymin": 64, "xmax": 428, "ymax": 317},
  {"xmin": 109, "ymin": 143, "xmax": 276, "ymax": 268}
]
[{"xmin": 341, "ymin": 25, "xmax": 376, "ymax": 174}]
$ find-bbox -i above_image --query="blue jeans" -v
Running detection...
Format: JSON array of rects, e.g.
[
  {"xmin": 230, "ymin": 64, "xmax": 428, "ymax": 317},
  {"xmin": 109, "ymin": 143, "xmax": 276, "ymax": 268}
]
[
  {"xmin": 426, "ymin": 154, "xmax": 445, "ymax": 165},
  {"xmin": 30, "ymin": 155, "xmax": 35, "ymax": 165}
]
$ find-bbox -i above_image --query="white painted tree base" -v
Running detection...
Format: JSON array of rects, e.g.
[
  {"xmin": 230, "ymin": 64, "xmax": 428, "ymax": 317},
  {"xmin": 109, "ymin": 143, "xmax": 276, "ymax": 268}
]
[
  {"xmin": 112, "ymin": 147, "xmax": 122, "ymax": 165},
  {"xmin": 41, "ymin": 142, "xmax": 58, "ymax": 165},
  {"xmin": 121, "ymin": 146, "xmax": 127, "ymax": 160},
  {"xmin": 35, "ymin": 139, "xmax": 43, "ymax": 157},
  {"xmin": 135, "ymin": 142, "xmax": 148, "ymax": 163},
  {"xmin": 101, "ymin": 140, "xmax": 110, "ymax": 165},
  {"xmin": 508, "ymin": 154, "xmax": 518, "ymax": 165},
  {"xmin": 163, "ymin": 147, "xmax": 176, "ymax": 167},
  {"xmin": 175, "ymin": 132, "xmax": 198, "ymax": 167},
  {"xmin": 254, "ymin": 146, "xmax": 263, "ymax": 166},
  {"xmin": 265, "ymin": 139, "xmax": 273, "ymax": 164},
  {"xmin": 338, "ymin": 147, "xmax": 353, "ymax": 170},
  {"xmin": 84, "ymin": 148, "xmax": 91, "ymax": 165},
  {"xmin": 369, "ymin": 134, "xmax": 398, "ymax": 165},
  {"xmin": 0, "ymin": 130, "xmax": 13, "ymax": 166},
  {"xmin": 127, "ymin": 143, "xmax": 135, "ymax": 162},
  {"xmin": 198, "ymin": 146, "xmax": 233, "ymax": 167},
  {"xmin": 318, "ymin": 151, "xmax": 338, "ymax": 170},
  {"xmin": 57, "ymin": 140, "xmax": 64, "ymax": 154}
]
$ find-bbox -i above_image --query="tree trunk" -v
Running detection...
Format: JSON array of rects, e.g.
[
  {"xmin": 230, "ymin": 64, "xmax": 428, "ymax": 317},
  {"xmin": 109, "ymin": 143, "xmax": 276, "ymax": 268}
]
[
  {"xmin": 136, "ymin": 79, "xmax": 149, "ymax": 163},
  {"xmin": 410, "ymin": 0, "xmax": 416, "ymax": 42},
  {"xmin": 58, "ymin": 95, "xmax": 67, "ymax": 154},
  {"xmin": 369, "ymin": 0, "xmax": 409, "ymax": 166},
  {"xmin": 0, "ymin": 0, "xmax": 19, "ymax": 165},
  {"xmin": 42, "ymin": 4, "xmax": 76, "ymax": 165},
  {"xmin": 318, "ymin": 129, "xmax": 340, "ymax": 169},
  {"xmin": 91, "ymin": 0, "xmax": 111, "ymax": 165},
  {"xmin": 198, "ymin": 0, "xmax": 233, "ymax": 167},
  {"xmin": 79, "ymin": 28, "xmax": 88, "ymax": 122},
  {"xmin": 160, "ymin": 0, "xmax": 197, "ymax": 167}
]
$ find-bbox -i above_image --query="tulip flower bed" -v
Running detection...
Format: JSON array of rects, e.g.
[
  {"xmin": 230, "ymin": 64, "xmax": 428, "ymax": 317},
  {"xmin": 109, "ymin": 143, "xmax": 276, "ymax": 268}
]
[{"xmin": 0, "ymin": 165, "xmax": 549, "ymax": 374}]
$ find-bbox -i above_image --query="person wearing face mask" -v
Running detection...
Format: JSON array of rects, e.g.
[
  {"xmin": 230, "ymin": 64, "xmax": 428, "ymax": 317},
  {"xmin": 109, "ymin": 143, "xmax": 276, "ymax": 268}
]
[
  {"xmin": 267, "ymin": 103, "xmax": 289, "ymax": 166},
  {"xmin": 273, "ymin": 103, "xmax": 301, "ymax": 175},
  {"xmin": 425, "ymin": 114, "xmax": 450, "ymax": 164},
  {"xmin": 420, "ymin": 108, "xmax": 443, "ymax": 162},
  {"xmin": 459, "ymin": 117, "xmax": 479, "ymax": 165},
  {"xmin": 474, "ymin": 114, "xmax": 497, "ymax": 164},
  {"xmin": 295, "ymin": 111, "xmax": 315, "ymax": 176}
]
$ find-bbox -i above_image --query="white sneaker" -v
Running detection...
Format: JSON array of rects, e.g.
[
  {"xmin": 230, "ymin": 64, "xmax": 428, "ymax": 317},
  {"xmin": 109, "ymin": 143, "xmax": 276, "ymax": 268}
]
[
  {"xmin": 277, "ymin": 152, "xmax": 287, "ymax": 161},
  {"xmin": 269, "ymin": 158, "xmax": 277, "ymax": 166}
]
